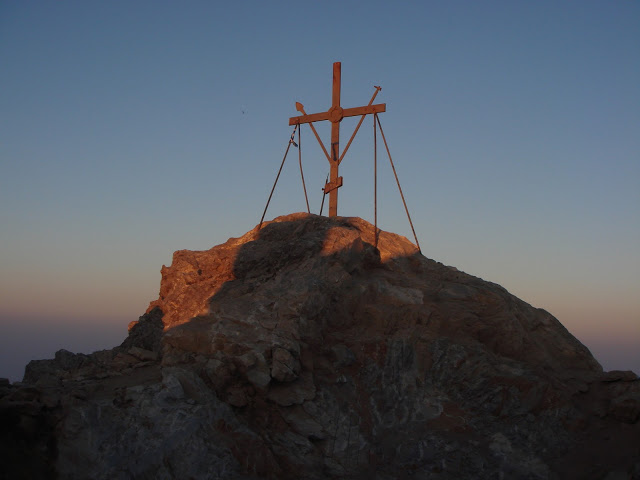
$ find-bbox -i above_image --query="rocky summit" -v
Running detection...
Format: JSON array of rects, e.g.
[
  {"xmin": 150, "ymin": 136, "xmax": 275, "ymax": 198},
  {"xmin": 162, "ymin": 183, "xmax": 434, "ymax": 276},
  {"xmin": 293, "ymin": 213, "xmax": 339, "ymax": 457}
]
[{"xmin": 1, "ymin": 213, "xmax": 639, "ymax": 479}]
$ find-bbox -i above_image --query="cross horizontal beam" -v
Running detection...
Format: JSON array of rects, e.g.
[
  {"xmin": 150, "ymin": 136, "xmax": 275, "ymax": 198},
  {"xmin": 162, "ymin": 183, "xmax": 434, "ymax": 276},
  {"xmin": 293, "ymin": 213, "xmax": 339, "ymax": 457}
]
[{"xmin": 289, "ymin": 104, "xmax": 386, "ymax": 126}]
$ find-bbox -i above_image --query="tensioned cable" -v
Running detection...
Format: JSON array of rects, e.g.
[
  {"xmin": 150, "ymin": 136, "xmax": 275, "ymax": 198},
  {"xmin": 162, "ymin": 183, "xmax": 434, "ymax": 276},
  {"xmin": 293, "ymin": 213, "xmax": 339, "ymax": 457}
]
[
  {"xmin": 374, "ymin": 112, "xmax": 378, "ymax": 248},
  {"xmin": 259, "ymin": 125, "xmax": 299, "ymax": 230},
  {"xmin": 298, "ymin": 126, "xmax": 310, "ymax": 213},
  {"xmin": 374, "ymin": 114, "xmax": 421, "ymax": 253}
]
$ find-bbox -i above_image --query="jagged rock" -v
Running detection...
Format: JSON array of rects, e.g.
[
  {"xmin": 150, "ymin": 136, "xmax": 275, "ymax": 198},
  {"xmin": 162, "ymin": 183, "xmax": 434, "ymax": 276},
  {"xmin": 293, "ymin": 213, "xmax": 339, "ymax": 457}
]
[
  {"xmin": 120, "ymin": 306, "xmax": 164, "ymax": 354},
  {"xmin": 3, "ymin": 213, "xmax": 639, "ymax": 479},
  {"xmin": 127, "ymin": 346, "xmax": 158, "ymax": 362},
  {"xmin": 23, "ymin": 349, "xmax": 92, "ymax": 385},
  {"xmin": 271, "ymin": 347, "xmax": 301, "ymax": 382}
]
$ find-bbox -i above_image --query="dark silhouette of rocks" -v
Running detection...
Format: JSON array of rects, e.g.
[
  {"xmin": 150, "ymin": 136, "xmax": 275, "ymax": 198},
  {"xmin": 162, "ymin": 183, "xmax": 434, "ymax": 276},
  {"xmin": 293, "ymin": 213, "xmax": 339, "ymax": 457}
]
[{"xmin": 1, "ymin": 213, "xmax": 638, "ymax": 479}]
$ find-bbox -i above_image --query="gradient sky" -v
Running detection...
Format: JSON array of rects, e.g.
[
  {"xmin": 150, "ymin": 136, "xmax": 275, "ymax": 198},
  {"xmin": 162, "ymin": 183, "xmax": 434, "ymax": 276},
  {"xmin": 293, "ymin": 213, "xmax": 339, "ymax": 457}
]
[{"xmin": 1, "ymin": 1, "xmax": 638, "ymax": 382}]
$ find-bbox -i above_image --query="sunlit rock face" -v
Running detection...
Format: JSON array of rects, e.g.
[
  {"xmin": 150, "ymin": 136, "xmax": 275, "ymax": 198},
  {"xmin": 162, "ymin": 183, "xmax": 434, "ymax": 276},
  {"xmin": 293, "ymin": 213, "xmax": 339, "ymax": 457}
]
[{"xmin": 2, "ymin": 213, "xmax": 639, "ymax": 479}]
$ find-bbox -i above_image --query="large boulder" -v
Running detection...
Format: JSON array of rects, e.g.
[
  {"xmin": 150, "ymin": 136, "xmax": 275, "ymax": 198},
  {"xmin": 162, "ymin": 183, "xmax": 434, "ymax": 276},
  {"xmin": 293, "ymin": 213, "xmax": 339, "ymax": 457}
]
[{"xmin": 3, "ymin": 213, "xmax": 638, "ymax": 479}]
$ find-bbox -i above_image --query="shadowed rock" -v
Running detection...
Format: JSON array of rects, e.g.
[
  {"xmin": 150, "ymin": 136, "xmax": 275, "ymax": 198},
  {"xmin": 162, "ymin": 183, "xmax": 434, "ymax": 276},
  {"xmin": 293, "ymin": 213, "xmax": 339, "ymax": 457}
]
[{"xmin": 2, "ymin": 213, "xmax": 638, "ymax": 479}]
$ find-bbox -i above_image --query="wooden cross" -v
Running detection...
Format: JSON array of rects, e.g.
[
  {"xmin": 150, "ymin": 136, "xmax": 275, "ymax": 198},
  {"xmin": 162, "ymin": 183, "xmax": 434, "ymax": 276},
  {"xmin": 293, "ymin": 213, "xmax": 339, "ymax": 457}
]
[{"xmin": 289, "ymin": 62, "xmax": 386, "ymax": 217}]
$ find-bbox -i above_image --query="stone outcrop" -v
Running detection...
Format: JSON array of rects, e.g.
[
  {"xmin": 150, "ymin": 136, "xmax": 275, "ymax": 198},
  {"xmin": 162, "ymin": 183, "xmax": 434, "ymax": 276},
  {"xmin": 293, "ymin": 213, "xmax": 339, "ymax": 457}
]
[{"xmin": 1, "ymin": 213, "xmax": 638, "ymax": 479}]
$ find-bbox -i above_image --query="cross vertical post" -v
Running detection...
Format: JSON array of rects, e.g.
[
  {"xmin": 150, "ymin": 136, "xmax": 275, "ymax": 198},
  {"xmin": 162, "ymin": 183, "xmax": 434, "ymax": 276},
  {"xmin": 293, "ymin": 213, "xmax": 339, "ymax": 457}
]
[{"xmin": 329, "ymin": 62, "xmax": 341, "ymax": 217}]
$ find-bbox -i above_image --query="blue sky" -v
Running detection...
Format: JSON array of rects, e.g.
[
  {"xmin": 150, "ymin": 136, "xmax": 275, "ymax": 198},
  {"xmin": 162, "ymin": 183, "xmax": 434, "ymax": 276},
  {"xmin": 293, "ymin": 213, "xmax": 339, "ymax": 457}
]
[{"xmin": 1, "ymin": 1, "xmax": 638, "ymax": 382}]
